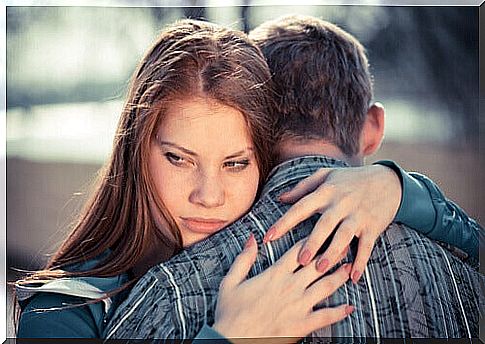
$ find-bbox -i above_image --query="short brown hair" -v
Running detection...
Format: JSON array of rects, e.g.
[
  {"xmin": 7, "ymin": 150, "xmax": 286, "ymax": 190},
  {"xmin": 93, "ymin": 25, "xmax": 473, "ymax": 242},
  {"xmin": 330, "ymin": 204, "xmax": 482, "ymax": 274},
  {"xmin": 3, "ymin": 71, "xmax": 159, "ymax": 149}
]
[{"xmin": 249, "ymin": 15, "xmax": 373, "ymax": 156}]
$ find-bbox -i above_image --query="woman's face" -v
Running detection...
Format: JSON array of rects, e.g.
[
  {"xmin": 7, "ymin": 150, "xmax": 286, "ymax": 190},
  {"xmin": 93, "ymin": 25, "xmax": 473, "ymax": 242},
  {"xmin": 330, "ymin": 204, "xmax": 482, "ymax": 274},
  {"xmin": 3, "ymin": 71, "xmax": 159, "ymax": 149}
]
[{"xmin": 149, "ymin": 97, "xmax": 260, "ymax": 247}]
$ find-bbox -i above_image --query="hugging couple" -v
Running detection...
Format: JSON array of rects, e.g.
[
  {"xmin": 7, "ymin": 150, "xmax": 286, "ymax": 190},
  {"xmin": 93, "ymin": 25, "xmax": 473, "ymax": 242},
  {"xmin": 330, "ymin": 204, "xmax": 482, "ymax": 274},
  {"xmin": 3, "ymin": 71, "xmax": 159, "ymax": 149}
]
[{"xmin": 16, "ymin": 14, "xmax": 483, "ymax": 341}]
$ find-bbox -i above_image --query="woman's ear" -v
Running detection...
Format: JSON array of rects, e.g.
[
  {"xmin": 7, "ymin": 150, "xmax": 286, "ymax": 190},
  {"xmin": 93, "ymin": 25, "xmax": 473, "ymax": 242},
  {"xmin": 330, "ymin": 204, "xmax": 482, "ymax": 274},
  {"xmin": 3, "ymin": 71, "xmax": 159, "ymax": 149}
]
[{"xmin": 359, "ymin": 102, "xmax": 385, "ymax": 157}]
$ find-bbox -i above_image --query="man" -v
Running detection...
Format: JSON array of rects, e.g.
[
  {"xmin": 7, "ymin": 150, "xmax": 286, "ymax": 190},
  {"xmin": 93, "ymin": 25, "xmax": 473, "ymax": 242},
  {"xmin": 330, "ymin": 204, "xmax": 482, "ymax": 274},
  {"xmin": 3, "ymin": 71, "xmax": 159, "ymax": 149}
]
[{"xmin": 105, "ymin": 15, "xmax": 483, "ymax": 339}]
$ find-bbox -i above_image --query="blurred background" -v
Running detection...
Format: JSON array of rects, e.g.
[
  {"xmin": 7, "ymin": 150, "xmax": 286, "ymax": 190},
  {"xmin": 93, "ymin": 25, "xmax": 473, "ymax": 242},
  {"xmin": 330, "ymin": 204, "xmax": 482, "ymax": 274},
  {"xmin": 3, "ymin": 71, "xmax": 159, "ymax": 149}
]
[{"xmin": 5, "ymin": 4, "xmax": 481, "ymax": 336}]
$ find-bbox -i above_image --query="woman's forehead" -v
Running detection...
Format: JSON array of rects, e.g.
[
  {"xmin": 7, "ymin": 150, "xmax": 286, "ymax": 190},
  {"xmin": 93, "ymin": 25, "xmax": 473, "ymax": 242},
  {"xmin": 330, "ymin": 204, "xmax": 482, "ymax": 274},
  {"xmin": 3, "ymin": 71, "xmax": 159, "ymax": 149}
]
[{"xmin": 156, "ymin": 97, "xmax": 254, "ymax": 156}]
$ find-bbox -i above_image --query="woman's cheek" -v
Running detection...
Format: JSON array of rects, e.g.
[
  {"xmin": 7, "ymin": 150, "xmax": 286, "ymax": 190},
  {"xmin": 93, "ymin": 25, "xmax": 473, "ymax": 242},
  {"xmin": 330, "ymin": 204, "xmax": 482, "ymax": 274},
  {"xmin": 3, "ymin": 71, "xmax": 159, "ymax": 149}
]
[
  {"xmin": 228, "ymin": 169, "xmax": 260, "ymax": 208},
  {"xmin": 153, "ymin": 164, "xmax": 193, "ymax": 209}
]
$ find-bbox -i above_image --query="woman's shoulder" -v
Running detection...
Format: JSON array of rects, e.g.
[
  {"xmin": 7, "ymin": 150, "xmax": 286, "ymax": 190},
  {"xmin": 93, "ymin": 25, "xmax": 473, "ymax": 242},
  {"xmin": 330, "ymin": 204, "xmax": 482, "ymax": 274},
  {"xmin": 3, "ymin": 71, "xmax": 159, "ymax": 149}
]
[
  {"xmin": 18, "ymin": 292, "xmax": 101, "ymax": 338},
  {"xmin": 16, "ymin": 252, "xmax": 130, "ymax": 338},
  {"xmin": 17, "ymin": 273, "xmax": 129, "ymax": 338}
]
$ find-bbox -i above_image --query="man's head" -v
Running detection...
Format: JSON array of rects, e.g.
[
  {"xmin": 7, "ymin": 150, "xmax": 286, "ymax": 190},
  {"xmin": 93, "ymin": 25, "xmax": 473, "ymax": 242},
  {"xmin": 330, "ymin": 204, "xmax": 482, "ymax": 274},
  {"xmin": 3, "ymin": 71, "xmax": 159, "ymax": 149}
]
[{"xmin": 249, "ymin": 15, "xmax": 384, "ymax": 165}]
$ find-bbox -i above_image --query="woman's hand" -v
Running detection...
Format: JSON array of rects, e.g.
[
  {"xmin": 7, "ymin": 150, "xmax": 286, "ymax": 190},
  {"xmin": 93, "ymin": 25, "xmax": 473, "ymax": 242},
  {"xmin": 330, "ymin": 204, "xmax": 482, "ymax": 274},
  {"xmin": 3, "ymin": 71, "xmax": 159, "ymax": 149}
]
[
  {"xmin": 263, "ymin": 165, "xmax": 402, "ymax": 283},
  {"xmin": 212, "ymin": 235, "xmax": 353, "ymax": 339}
]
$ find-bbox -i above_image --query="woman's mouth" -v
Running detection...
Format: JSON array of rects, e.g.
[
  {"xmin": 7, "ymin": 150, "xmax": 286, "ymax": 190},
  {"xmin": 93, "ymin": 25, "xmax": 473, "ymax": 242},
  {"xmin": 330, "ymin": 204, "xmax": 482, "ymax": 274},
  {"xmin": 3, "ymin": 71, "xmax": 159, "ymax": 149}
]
[{"xmin": 179, "ymin": 217, "xmax": 228, "ymax": 234}]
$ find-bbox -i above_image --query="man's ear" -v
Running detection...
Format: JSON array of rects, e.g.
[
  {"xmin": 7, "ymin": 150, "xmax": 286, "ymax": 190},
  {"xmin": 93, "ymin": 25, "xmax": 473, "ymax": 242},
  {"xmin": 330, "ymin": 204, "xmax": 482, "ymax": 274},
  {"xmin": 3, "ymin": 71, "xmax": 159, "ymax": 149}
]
[{"xmin": 359, "ymin": 102, "xmax": 385, "ymax": 157}]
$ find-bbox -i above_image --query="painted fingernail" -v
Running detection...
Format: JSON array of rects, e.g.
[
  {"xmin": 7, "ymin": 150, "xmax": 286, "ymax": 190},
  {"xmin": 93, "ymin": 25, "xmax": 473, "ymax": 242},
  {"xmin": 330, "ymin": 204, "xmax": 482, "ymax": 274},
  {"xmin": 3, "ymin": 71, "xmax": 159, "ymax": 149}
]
[
  {"xmin": 316, "ymin": 258, "xmax": 329, "ymax": 272},
  {"xmin": 345, "ymin": 305, "xmax": 355, "ymax": 315},
  {"xmin": 263, "ymin": 227, "xmax": 276, "ymax": 244},
  {"xmin": 352, "ymin": 270, "xmax": 362, "ymax": 284},
  {"xmin": 244, "ymin": 233, "xmax": 255, "ymax": 249},
  {"xmin": 278, "ymin": 192, "xmax": 289, "ymax": 202},
  {"xmin": 299, "ymin": 249, "xmax": 312, "ymax": 266}
]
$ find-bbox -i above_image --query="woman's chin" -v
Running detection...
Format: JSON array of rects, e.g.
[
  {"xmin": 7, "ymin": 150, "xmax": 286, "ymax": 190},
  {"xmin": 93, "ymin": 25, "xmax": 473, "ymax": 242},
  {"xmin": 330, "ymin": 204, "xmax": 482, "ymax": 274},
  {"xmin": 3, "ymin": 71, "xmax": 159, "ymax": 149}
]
[{"xmin": 182, "ymin": 233, "xmax": 214, "ymax": 248}]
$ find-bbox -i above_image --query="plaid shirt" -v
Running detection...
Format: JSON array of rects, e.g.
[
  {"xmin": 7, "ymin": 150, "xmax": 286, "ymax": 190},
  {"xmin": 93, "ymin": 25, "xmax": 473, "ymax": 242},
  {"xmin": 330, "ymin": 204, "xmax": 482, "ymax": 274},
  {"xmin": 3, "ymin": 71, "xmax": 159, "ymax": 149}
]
[{"xmin": 105, "ymin": 156, "xmax": 484, "ymax": 339}]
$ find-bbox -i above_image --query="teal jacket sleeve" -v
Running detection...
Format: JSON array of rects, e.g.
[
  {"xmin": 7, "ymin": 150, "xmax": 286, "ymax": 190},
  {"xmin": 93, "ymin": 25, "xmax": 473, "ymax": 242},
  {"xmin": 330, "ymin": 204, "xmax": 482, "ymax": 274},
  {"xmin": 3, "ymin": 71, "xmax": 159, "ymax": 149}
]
[
  {"xmin": 375, "ymin": 160, "xmax": 482, "ymax": 263},
  {"xmin": 193, "ymin": 324, "xmax": 232, "ymax": 343},
  {"xmin": 18, "ymin": 292, "xmax": 102, "ymax": 338}
]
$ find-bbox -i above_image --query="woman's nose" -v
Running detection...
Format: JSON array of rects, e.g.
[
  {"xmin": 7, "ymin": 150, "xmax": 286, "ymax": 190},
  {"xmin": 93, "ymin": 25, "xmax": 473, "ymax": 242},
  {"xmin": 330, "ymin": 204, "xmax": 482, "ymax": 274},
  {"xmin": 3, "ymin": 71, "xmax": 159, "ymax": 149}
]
[{"xmin": 189, "ymin": 172, "xmax": 225, "ymax": 208}]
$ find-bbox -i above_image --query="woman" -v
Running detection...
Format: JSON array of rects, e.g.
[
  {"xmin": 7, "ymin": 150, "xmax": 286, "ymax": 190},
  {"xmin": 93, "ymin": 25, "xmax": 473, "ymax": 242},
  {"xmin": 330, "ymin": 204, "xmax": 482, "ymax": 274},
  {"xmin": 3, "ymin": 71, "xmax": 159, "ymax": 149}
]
[{"xmin": 16, "ymin": 19, "xmax": 479, "ymax": 339}]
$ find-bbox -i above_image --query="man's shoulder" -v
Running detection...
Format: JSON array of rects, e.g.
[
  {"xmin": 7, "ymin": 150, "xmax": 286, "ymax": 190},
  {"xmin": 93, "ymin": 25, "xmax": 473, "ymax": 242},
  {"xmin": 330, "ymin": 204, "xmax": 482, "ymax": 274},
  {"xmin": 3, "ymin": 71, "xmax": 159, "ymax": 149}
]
[{"xmin": 377, "ymin": 223, "xmax": 479, "ymax": 270}]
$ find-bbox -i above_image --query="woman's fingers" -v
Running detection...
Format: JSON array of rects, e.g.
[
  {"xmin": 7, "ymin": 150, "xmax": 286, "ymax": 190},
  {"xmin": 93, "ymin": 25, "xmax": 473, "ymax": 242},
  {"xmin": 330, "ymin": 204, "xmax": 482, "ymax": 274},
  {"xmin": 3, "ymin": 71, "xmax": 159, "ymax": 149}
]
[
  {"xmin": 301, "ymin": 263, "xmax": 353, "ymax": 335},
  {"xmin": 278, "ymin": 168, "xmax": 333, "ymax": 203},
  {"xmin": 351, "ymin": 233, "xmax": 377, "ymax": 283},
  {"xmin": 336, "ymin": 245, "xmax": 350, "ymax": 263},
  {"xmin": 220, "ymin": 233, "xmax": 258, "ymax": 290},
  {"xmin": 297, "ymin": 207, "xmax": 343, "ymax": 266},
  {"xmin": 273, "ymin": 239, "xmax": 307, "ymax": 273},
  {"xmin": 315, "ymin": 218, "xmax": 358, "ymax": 273},
  {"xmin": 264, "ymin": 187, "xmax": 333, "ymax": 244},
  {"xmin": 304, "ymin": 263, "xmax": 351, "ymax": 303},
  {"xmin": 296, "ymin": 245, "xmax": 350, "ymax": 288},
  {"xmin": 214, "ymin": 241, "xmax": 352, "ymax": 338},
  {"xmin": 302, "ymin": 304, "xmax": 354, "ymax": 336},
  {"xmin": 264, "ymin": 194, "xmax": 320, "ymax": 244}
]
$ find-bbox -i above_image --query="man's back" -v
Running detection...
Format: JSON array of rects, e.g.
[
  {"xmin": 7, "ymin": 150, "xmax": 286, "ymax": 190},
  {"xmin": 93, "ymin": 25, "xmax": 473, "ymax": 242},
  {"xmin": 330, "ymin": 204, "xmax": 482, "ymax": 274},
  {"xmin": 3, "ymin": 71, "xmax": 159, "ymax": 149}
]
[
  {"xmin": 105, "ymin": 156, "xmax": 484, "ymax": 339},
  {"xmin": 314, "ymin": 222, "xmax": 482, "ymax": 337}
]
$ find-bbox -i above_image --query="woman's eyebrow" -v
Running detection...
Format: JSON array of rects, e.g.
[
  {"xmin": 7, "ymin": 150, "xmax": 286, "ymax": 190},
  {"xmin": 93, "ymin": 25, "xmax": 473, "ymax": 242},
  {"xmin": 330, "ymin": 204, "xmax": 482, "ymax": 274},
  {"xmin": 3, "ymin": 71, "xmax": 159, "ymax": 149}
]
[
  {"xmin": 158, "ymin": 141, "xmax": 198, "ymax": 157},
  {"xmin": 224, "ymin": 148, "xmax": 254, "ymax": 160},
  {"xmin": 159, "ymin": 141, "xmax": 253, "ymax": 160}
]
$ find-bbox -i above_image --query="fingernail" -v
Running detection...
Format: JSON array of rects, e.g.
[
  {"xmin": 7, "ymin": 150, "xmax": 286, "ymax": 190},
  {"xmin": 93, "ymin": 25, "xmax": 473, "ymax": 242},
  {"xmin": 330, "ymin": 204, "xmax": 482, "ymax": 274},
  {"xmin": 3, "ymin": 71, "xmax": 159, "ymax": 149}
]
[
  {"xmin": 263, "ymin": 227, "xmax": 276, "ymax": 244},
  {"xmin": 316, "ymin": 258, "xmax": 329, "ymax": 272},
  {"xmin": 299, "ymin": 249, "xmax": 312, "ymax": 266},
  {"xmin": 352, "ymin": 270, "xmax": 362, "ymax": 284},
  {"xmin": 278, "ymin": 192, "xmax": 289, "ymax": 202},
  {"xmin": 244, "ymin": 233, "xmax": 255, "ymax": 249},
  {"xmin": 345, "ymin": 305, "xmax": 355, "ymax": 315},
  {"xmin": 344, "ymin": 263, "xmax": 352, "ymax": 274}
]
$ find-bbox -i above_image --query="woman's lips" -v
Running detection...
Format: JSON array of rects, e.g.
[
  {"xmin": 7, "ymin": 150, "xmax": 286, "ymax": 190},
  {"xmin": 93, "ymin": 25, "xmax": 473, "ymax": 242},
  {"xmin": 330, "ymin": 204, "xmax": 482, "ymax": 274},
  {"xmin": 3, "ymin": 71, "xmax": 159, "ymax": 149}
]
[{"xmin": 180, "ymin": 217, "xmax": 228, "ymax": 233}]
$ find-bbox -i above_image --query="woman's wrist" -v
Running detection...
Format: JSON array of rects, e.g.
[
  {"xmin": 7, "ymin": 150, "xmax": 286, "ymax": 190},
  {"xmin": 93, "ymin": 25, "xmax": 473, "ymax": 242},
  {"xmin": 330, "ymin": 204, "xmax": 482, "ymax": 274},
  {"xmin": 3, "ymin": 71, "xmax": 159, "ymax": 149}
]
[
  {"xmin": 212, "ymin": 322, "xmax": 229, "ymax": 337},
  {"xmin": 372, "ymin": 160, "xmax": 404, "ymax": 214},
  {"xmin": 373, "ymin": 160, "xmax": 436, "ymax": 231},
  {"xmin": 370, "ymin": 162, "xmax": 402, "ymax": 220}
]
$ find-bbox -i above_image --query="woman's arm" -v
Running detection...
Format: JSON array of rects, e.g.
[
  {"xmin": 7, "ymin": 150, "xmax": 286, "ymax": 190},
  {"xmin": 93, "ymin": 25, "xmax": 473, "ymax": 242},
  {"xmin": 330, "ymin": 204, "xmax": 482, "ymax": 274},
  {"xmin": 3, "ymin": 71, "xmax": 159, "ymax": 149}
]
[
  {"xmin": 377, "ymin": 160, "xmax": 481, "ymax": 263},
  {"xmin": 19, "ymin": 292, "xmax": 232, "ymax": 340},
  {"xmin": 18, "ymin": 293, "xmax": 101, "ymax": 338},
  {"xmin": 264, "ymin": 160, "xmax": 482, "ymax": 282}
]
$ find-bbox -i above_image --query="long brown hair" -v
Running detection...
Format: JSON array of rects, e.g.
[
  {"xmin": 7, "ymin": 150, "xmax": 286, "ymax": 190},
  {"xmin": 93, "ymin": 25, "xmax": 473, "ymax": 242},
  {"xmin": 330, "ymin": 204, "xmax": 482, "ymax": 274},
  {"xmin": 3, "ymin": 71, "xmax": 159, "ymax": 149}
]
[{"xmin": 16, "ymin": 19, "xmax": 275, "ymax": 286}]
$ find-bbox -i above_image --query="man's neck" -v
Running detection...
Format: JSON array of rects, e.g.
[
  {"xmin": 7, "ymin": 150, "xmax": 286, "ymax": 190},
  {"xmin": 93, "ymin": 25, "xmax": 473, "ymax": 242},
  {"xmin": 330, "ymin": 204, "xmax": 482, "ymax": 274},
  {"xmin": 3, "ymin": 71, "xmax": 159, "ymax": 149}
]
[{"xmin": 276, "ymin": 138, "xmax": 362, "ymax": 166}]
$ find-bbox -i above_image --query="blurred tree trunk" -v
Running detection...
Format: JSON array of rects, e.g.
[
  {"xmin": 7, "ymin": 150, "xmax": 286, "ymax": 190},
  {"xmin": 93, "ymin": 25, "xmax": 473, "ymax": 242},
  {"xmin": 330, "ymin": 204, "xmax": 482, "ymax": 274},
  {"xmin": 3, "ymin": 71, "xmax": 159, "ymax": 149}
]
[
  {"xmin": 184, "ymin": 6, "xmax": 206, "ymax": 20},
  {"xmin": 150, "ymin": 7, "xmax": 165, "ymax": 24},
  {"xmin": 241, "ymin": 0, "xmax": 250, "ymax": 33}
]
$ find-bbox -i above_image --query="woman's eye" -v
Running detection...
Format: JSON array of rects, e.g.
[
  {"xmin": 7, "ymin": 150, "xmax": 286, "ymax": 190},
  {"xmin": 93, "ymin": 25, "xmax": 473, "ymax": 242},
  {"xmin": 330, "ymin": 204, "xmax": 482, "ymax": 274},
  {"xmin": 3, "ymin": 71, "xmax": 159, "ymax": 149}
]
[
  {"xmin": 165, "ymin": 152, "xmax": 187, "ymax": 166},
  {"xmin": 224, "ymin": 159, "xmax": 250, "ymax": 171}
]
